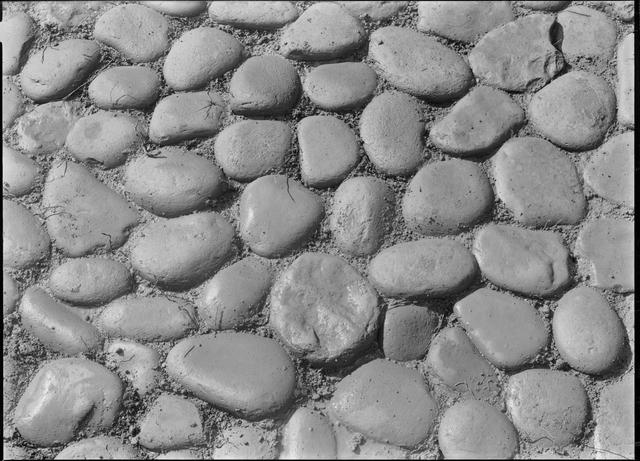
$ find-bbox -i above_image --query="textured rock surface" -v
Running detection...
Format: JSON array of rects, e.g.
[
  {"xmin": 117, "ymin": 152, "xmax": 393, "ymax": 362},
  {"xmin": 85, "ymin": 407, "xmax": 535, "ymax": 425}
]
[
  {"xmin": 88, "ymin": 66, "xmax": 161, "ymax": 110},
  {"xmin": 2, "ymin": 144, "xmax": 39, "ymax": 197},
  {"xmin": 54, "ymin": 437, "xmax": 139, "ymax": 460},
  {"xmin": 212, "ymin": 423, "xmax": 278, "ymax": 459},
  {"xmin": 3, "ymin": 271, "xmax": 19, "ymax": 317},
  {"xmin": 557, "ymin": 6, "xmax": 617, "ymax": 64},
  {"xmin": 139, "ymin": 394, "xmax": 203, "ymax": 451},
  {"xmin": 105, "ymin": 340, "xmax": 160, "ymax": 395},
  {"xmin": 594, "ymin": 373, "xmax": 634, "ymax": 460},
  {"xmin": 381, "ymin": 304, "xmax": 440, "ymax": 361},
  {"xmin": 143, "ymin": 1, "xmax": 206, "ymax": 16},
  {"xmin": 303, "ymin": 62, "xmax": 377, "ymax": 111},
  {"xmin": 280, "ymin": 408, "xmax": 336, "ymax": 459},
  {"xmin": 2, "ymin": 78, "xmax": 24, "ymax": 130},
  {"xmin": 1, "ymin": 13, "xmax": 35, "ymax": 75},
  {"xmin": 3, "ymin": 199, "xmax": 50, "ymax": 269},
  {"xmin": 337, "ymin": 1, "xmax": 408, "ymax": 20},
  {"xmin": 209, "ymin": 1, "xmax": 298, "ymax": 29},
  {"xmin": 14, "ymin": 101, "xmax": 80, "ymax": 155}
]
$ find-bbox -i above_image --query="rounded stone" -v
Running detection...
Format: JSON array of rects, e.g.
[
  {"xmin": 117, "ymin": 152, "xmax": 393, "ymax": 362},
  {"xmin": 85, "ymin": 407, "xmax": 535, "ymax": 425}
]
[
  {"xmin": 368, "ymin": 26, "xmax": 474, "ymax": 101},
  {"xmin": 368, "ymin": 238, "xmax": 478, "ymax": 298},
  {"xmin": 239, "ymin": 175, "xmax": 323, "ymax": 258},
  {"xmin": 88, "ymin": 66, "xmax": 161, "ymax": 110},
  {"xmin": 1, "ymin": 13, "xmax": 35, "ymax": 75},
  {"xmin": 360, "ymin": 91, "xmax": 425, "ymax": 176},
  {"xmin": 303, "ymin": 62, "xmax": 377, "ymax": 111},
  {"xmin": 166, "ymin": 332, "xmax": 296, "ymax": 419},
  {"xmin": 139, "ymin": 394, "xmax": 204, "ymax": 451},
  {"xmin": 143, "ymin": 1, "xmax": 206, "ymax": 16},
  {"xmin": 617, "ymin": 34, "xmax": 634, "ymax": 128},
  {"xmin": 124, "ymin": 147, "xmax": 225, "ymax": 217},
  {"xmin": 2, "ymin": 143, "xmax": 39, "ymax": 197},
  {"xmin": 105, "ymin": 340, "xmax": 160, "ymax": 395},
  {"xmin": 130, "ymin": 212, "xmax": 234, "ymax": 289},
  {"xmin": 528, "ymin": 71, "xmax": 616, "ymax": 151},
  {"xmin": 594, "ymin": 374, "xmax": 634, "ymax": 460},
  {"xmin": 3, "ymin": 271, "xmax": 19, "ymax": 317},
  {"xmin": 208, "ymin": 1, "xmax": 299, "ymax": 29},
  {"xmin": 554, "ymin": 286, "xmax": 626, "ymax": 375},
  {"xmin": 381, "ymin": 304, "xmax": 440, "ymax": 362},
  {"xmin": 213, "ymin": 423, "xmax": 278, "ymax": 460},
  {"xmin": 3, "ymin": 199, "xmax": 50, "ymax": 269},
  {"xmin": 336, "ymin": 1, "xmax": 408, "ymax": 20},
  {"xmin": 2, "ymin": 78, "xmax": 25, "ymax": 130},
  {"xmin": 557, "ymin": 6, "xmax": 617, "ymax": 64},
  {"xmin": 270, "ymin": 252, "xmax": 380, "ymax": 365},
  {"xmin": 402, "ymin": 159, "xmax": 493, "ymax": 235},
  {"xmin": 54, "ymin": 437, "xmax": 139, "ymax": 460},
  {"xmin": 280, "ymin": 408, "xmax": 336, "ymax": 460},
  {"xmin": 14, "ymin": 101, "xmax": 80, "ymax": 155}
]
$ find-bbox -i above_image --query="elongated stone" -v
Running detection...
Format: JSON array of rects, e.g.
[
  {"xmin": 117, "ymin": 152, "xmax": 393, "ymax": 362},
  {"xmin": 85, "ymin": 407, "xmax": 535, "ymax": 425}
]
[
  {"xmin": 88, "ymin": 66, "xmax": 161, "ymax": 110},
  {"xmin": 3, "ymin": 271, "xmax": 19, "ymax": 317},
  {"xmin": 3, "ymin": 199, "xmax": 50, "ymax": 269},
  {"xmin": 144, "ymin": 1, "xmax": 206, "ymax": 16},
  {"xmin": 336, "ymin": 1, "xmax": 408, "ymax": 20},
  {"xmin": 594, "ymin": 374, "xmax": 634, "ymax": 460},
  {"xmin": 617, "ymin": 34, "xmax": 634, "ymax": 128},
  {"xmin": 209, "ymin": 1, "xmax": 299, "ymax": 29}
]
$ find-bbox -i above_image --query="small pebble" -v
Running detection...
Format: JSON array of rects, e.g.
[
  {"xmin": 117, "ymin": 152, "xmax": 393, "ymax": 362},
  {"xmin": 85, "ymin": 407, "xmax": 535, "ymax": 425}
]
[
  {"xmin": 54, "ymin": 437, "xmax": 139, "ymax": 460},
  {"xmin": 105, "ymin": 340, "xmax": 160, "ymax": 395},
  {"xmin": 280, "ymin": 408, "xmax": 336, "ymax": 459},
  {"xmin": 209, "ymin": 1, "xmax": 299, "ymax": 29},
  {"xmin": 594, "ymin": 374, "xmax": 634, "ymax": 460},
  {"xmin": 557, "ymin": 6, "xmax": 617, "ymax": 64},
  {"xmin": 213, "ymin": 423, "xmax": 278, "ymax": 459},
  {"xmin": 139, "ymin": 394, "xmax": 204, "ymax": 451},
  {"xmin": 2, "ymin": 143, "xmax": 39, "ymax": 196},
  {"xmin": 303, "ymin": 62, "xmax": 377, "ymax": 111},
  {"xmin": 88, "ymin": 66, "xmax": 161, "ymax": 110},
  {"xmin": 337, "ymin": 1, "xmax": 408, "ymax": 20},
  {"xmin": 14, "ymin": 101, "xmax": 80, "ymax": 155},
  {"xmin": 381, "ymin": 304, "xmax": 440, "ymax": 362},
  {"xmin": 0, "ymin": 13, "xmax": 35, "ymax": 75},
  {"xmin": 3, "ymin": 271, "xmax": 19, "ymax": 317},
  {"xmin": 521, "ymin": 1, "xmax": 570, "ymax": 11},
  {"xmin": 3, "ymin": 199, "xmax": 50, "ymax": 269},
  {"xmin": 2, "ymin": 78, "xmax": 24, "ymax": 130},
  {"xmin": 143, "ymin": 1, "xmax": 206, "ymax": 16},
  {"xmin": 617, "ymin": 34, "xmax": 634, "ymax": 128}
]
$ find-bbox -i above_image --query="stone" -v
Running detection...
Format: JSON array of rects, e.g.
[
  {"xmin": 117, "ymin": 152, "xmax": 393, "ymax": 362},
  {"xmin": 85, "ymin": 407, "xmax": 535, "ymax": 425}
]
[
  {"xmin": 454, "ymin": 288, "xmax": 549, "ymax": 370},
  {"xmin": 298, "ymin": 116, "xmax": 360, "ymax": 187},
  {"xmin": 197, "ymin": 257, "xmax": 272, "ymax": 330},
  {"xmin": 3, "ymin": 271, "xmax": 19, "ymax": 317},
  {"xmin": 2, "ymin": 200, "xmax": 49, "ymax": 269},
  {"xmin": 424, "ymin": 327, "xmax": 501, "ymax": 405},
  {"xmin": 280, "ymin": 408, "xmax": 336, "ymax": 459},
  {"xmin": 270, "ymin": 252, "xmax": 380, "ymax": 365},
  {"xmin": 554, "ymin": 287, "xmax": 626, "ymax": 375},
  {"xmin": 280, "ymin": 3, "xmax": 366, "ymax": 60},
  {"xmin": 303, "ymin": 62, "xmax": 377, "ymax": 111},
  {"xmin": 330, "ymin": 177, "xmax": 394, "ymax": 256},
  {"xmin": 208, "ymin": 1, "xmax": 298, "ymax": 29},
  {"xmin": 48, "ymin": 258, "xmax": 131, "ymax": 306},
  {"xmin": 149, "ymin": 91, "xmax": 225, "ymax": 145},
  {"xmin": 139, "ymin": 394, "xmax": 203, "ymax": 451},
  {"xmin": 336, "ymin": 1, "xmax": 408, "ymax": 20},
  {"xmin": 584, "ymin": 132, "xmax": 634, "ymax": 209},
  {"xmin": 369, "ymin": 26, "xmax": 473, "ymax": 101},
  {"xmin": 156, "ymin": 450, "xmax": 201, "ymax": 460},
  {"xmin": 105, "ymin": 340, "xmax": 160, "ymax": 395},
  {"xmin": 3, "ymin": 444, "xmax": 29, "ymax": 460},
  {"xmin": 368, "ymin": 238, "xmax": 477, "ymax": 298},
  {"xmin": 492, "ymin": 137, "xmax": 586, "ymax": 226},
  {"xmin": 439, "ymin": 399, "xmax": 519, "ymax": 459},
  {"xmin": 429, "ymin": 86, "xmax": 525, "ymax": 157},
  {"xmin": 521, "ymin": 1, "xmax": 570, "ymax": 11},
  {"xmin": 402, "ymin": 159, "xmax": 493, "ymax": 235},
  {"xmin": 229, "ymin": 55, "xmax": 300, "ymax": 115},
  {"xmin": 594, "ymin": 374, "xmax": 634, "ymax": 460},
  {"xmin": 65, "ymin": 111, "xmax": 145, "ymax": 169},
  {"xmin": 143, "ymin": 1, "xmax": 206, "ymax": 16},
  {"xmin": 124, "ymin": 147, "xmax": 225, "ymax": 217},
  {"xmin": 239, "ymin": 175, "xmax": 323, "ymax": 257},
  {"xmin": 417, "ymin": 1, "xmax": 514, "ymax": 43},
  {"xmin": 14, "ymin": 358, "xmax": 122, "ymax": 446},
  {"xmin": 617, "ymin": 34, "xmax": 634, "ymax": 128},
  {"xmin": 381, "ymin": 304, "xmax": 440, "ymax": 362},
  {"xmin": 214, "ymin": 120, "xmax": 291, "ymax": 181},
  {"xmin": 21, "ymin": 39, "xmax": 100, "ymax": 102},
  {"xmin": 473, "ymin": 224, "xmax": 570, "ymax": 297},
  {"xmin": 42, "ymin": 160, "xmax": 138, "ymax": 257},
  {"xmin": 96, "ymin": 295, "xmax": 196, "ymax": 342},
  {"xmin": 0, "ymin": 13, "xmax": 35, "ymax": 75},
  {"xmin": 359, "ymin": 92, "xmax": 425, "ymax": 176},
  {"xmin": 54, "ymin": 437, "xmax": 139, "ymax": 459},
  {"xmin": 528, "ymin": 71, "xmax": 616, "ymax": 151},
  {"xmin": 213, "ymin": 423, "xmax": 278, "ymax": 459},
  {"xmin": 163, "ymin": 27, "xmax": 244, "ymax": 91},
  {"xmin": 130, "ymin": 212, "xmax": 233, "ymax": 289},
  {"xmin": 2, "ymin": 78, "xmax": 24, "ymax": 130},
  {"xmin": 506, "ymin": 369, "xmax": 588, "ymax": 448},
  {"xmin": 14, "ymin": 101, "xmax": 80, "ymax": 155},
  {"xmin": 166, "ymin": 332, "xmax": 296, "ymax": 419},
  {"xmin": 333, "ymin": 424, "xmax": 408, "ymax": 460},
  {"xmin": 94, "ymin": 4, "xmax": 170, "ymax": 63},
  {"xmin": 31, "ymin": 2, "xmax": 109, "ymax": 30},
  {"xmin": 469, "ymin": 14, "xmax": 564, "ymax": 92},
  {"xmin": 576, "ymin": 219, "xmax": 633, "ymax": 293},
  {"xmin": 557, "ymin": 6, "xmax": 617, "ymax": 64},
  {"xmin": 88, "ymin": 66, "xmax": 161, "ymax": 110},
  {"xmin": 2, "ymin": 144, "xmax": 39, "ymax": 196},
  {"xmin": 330, "ymin": 359, "xmax": 437, "ymax": 447}
]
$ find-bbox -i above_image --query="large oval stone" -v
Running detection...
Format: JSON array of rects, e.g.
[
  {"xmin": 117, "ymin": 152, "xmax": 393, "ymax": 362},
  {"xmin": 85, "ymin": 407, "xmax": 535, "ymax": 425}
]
[
  {"xmin": 303, "ymin": 62, "xmax": 377, "ymax": 111},
  {"xmin": 88, "ymin": 66, "xmax": 161, "ymax": 110},
  {"xmin": 2, "ymin": 199, "xmax": 50, "ymax": 269}
]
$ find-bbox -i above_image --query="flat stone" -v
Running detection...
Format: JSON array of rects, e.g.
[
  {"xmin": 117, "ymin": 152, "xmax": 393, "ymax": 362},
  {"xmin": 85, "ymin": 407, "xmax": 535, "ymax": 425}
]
[
  {"xmin": 333, "ymin": 424, "xmax": 408, "ymax": 460},
  {"xmin": 402, "ymin": 159, "xmax": 493, "ymax": 235},
  {"xmin": 298, "ymin": 116, "xmax": 359, "ymax": 187},
  {"xmin": 3, "ymin": 271, "xmax": 19, "ymax": 317},
  {"xmin": 280, "ymin": 3, "xmax": 366, "ymax": 60},
  {"xmin": 336, "ymin": 1, "xmax": 408, "ymax": 20},
  {"xmin": 469, "ymin": 14, "xmax": 564, "ymax": 92},
  {"xmin": 417, "ymin": 1, "xmax": 514, "ymax": 43},
  {"xmin": 429, "ymin": 86, "xmax": 525, "ymax": 157},
  {"xmin": 472, "ymin": 224, "xmax": 570, "ymax": 297},
  {"xmin": 506, "ymin": 369, "xmax": 588, "ymax": 448},
  {"xmin": 2, "ymin": 143, "xmax": 39, "ymax": 196},
  {"xmin": 2, "ymin": 78, "xmax": 24, "ymax": 130},
  {"xmin": 94, "ymin": 4, "xmax": 170, "ymax": 63},
  {"xmin": 617, "ymin": 34, "xmax": 634, "ymax": 128},
  {"xmin": 31, "ymin": 2, "xmax": 109, "ymax": 30},
  {"xmin": 139, "ymin": 394, "xmax": 204, "ymax": 451},
  {"xmin": 124, "ymin": 147, "xmax": 225, "ymax": 217},
  {"xmin": 209, "ymin": 1, "xmax": 298, "ymax": 29},
  {"xmin": 14, "ymin": 358, "xmax": 122, "ymax": 446},
  {"xmin": 303, "ymin": 62, "xmax": 377, "ymax": 111},
  {"xmin": 584, "ymin": 132, "xmax": 634, "ymax": 209},
  {"xmin": 330, "ymin": 359, "xmax": 437, "ymax": 447},
  {"xmin": 594, "ymin": 373, "xmax": 634, "ymax": 460},
  {"xmin": 368, "ymin": 238, "xmax": 477, "ymax": 298},
  {"xmin": 14, "ymin": 101, "xmax": 80, "ymax": 155},
  {"xmin": 197, "ymin": 257, "xmax": 272, "ymax": 330},
  {"xmin": 42, "ymin": 160, "xmax": 138, "ymax": 257},
  {"xmin": 229, "ymin": 55, "xmax": 300, "ymax": 115},
  {"xmin": 454, "ymin": 288, "xmax": 549, "ymax": 370},
  {"xmin": 381, "ymin": 304, "xmax": 440, "ymax": 362},
  {"xmin": 105, "ymin": 340, "xmax": 160, "ymax": 395},
  {"xmin": 143, "ymin": 1, "xmax": 206, "ymax": 16},
  {"xmin": 557, "ymin": 6, "xmax": 617, "ymax": 64},
  {"xmin": 270, "ymin": 252, "xmax": 380, "ymax": 365},
  {"xmin": 330, "ymin": 176, "xmax": 394, "ymax": 256},
  {"xmin": 163, "ymin": 27, "xmax": 244, "ymax": 91},
  {"xmin": 213, "ymin": 423, "xmax": 278, "ymax": 459},
  {"xmin": 577, "ymin": 219, "xmax": 633, "ymax": 293},
  {"xmin": 130, "ymin": 212, "xmax": 233, "ymax": 289},
  {"xmin": 156, "ymin": 450, "xmax": 201, "ymax": 460},
  {"xmin": 239, "ymin": 175, "xmax": 323, "ymax": 257},
  {"xmin": 88, "ymin": 66, "xmax": 161, "ymax": 110},
  {"xmin": 214, "ymin": 120, "xmax": 291, "ymax": 181},
  {"xmin": 369, "ymin": 26, "xmax": 474, "ymax": 101},
  {"xmin": 2, "ymin": 200, "xmax": 49, "ymax": 269},
  {"xmin": 21, "ymin": 39, "xmax": 100, "ymax": 102},
  {"xmin": 492, "ymin": 137, "xmax": 586, "ymax": 226},
  {"xmin": 54, "ymin": 437, "xmax": 139, "ymax": 459},
  {"xmin": 166, "ymin": 332, "xmax": 296, "ymax": 419},
  {"xmin": 149, "ymin": 90, "xmax": 225, "ymax": 145},
  {"xmin": 359, "ymin": 92, "xmax": 425, "ymax": 176},
  {"xmin": 280, "ymin": 408, "xmax": 336, "ymax": 460},
  {"xmin": 424, "ymin": 327, "xmax": 501, "ymax": 404},
  {"xmin": 521, "ymin": 1, "xmax": 570, "ymax": 11},
  {"xmin": 528, "ymin": 71, "xmax": 616, "ymax": 151},
  {"xmin": 0, "ymin": 13, "xmax": 35, "ymax": 75},
  {"xmin": 65, "ymin": 111, "xmax": 145, "ymax": 169}
]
